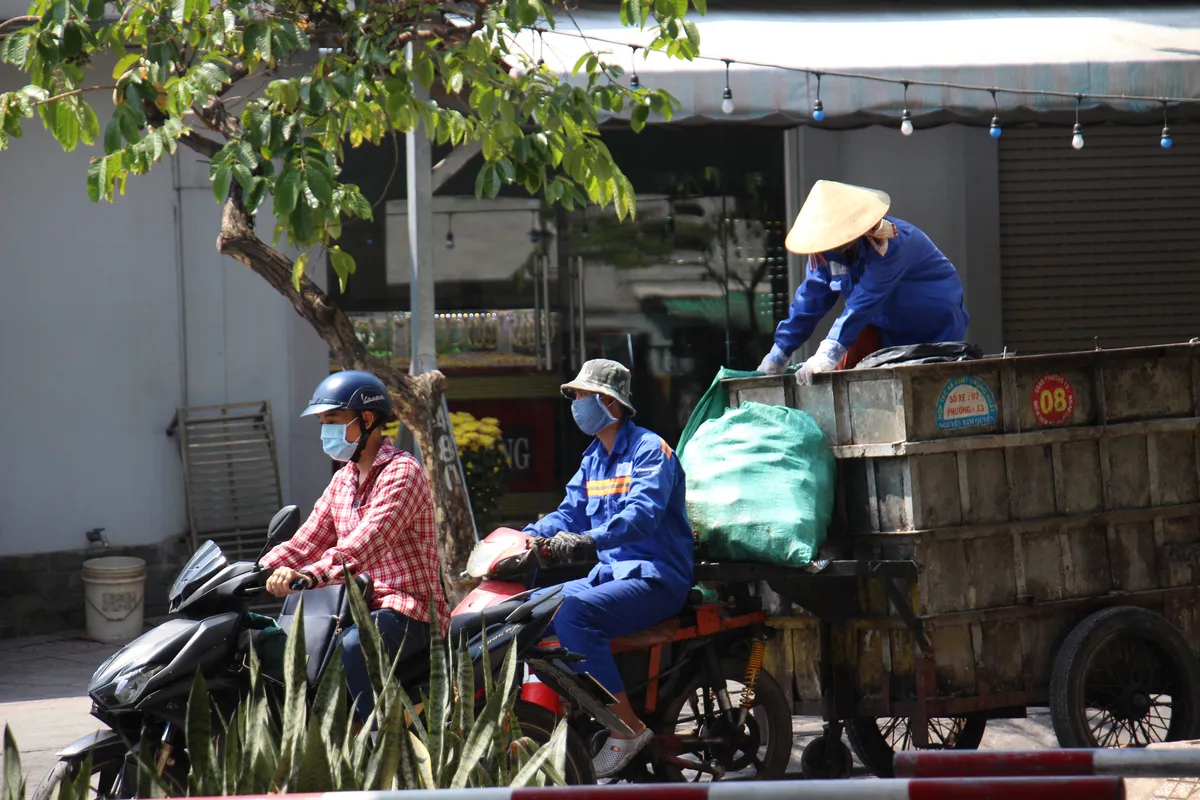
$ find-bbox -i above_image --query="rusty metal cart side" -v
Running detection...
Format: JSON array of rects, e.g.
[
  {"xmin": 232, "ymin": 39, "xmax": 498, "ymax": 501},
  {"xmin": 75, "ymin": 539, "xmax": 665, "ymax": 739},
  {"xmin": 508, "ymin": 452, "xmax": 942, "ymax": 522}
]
[{"xmin": 717, "ymin": 342, "xmax": 1200, "ymax": 779}]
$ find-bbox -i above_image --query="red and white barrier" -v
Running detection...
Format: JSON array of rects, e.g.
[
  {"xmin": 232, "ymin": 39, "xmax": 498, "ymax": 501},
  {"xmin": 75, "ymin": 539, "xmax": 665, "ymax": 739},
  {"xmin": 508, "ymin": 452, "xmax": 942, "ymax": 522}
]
[
  {"xmin": 184, "ymin": 777, "xmax": 1124, "ymax": 800},
  {"xmin": 894, "ymin": 748, "xmax": 1200, "ymax": 779}
]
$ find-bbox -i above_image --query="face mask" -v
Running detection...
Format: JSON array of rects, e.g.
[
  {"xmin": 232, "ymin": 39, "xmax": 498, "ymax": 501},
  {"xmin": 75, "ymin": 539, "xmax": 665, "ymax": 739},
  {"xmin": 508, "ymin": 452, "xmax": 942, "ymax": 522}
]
[
  {"xmin": 572, "ymin": 395, "xmax": 618, "ymax": 436},
  {"xmin": 320, "ymin": 423, "xmax": 360, "ymax": 462}
]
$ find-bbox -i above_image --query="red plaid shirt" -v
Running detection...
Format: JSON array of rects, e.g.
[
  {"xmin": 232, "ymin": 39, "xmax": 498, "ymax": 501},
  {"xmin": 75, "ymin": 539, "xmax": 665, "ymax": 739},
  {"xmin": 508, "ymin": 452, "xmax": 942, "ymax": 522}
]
[{"xmin": 260, "ymin": 440, "xmax": 449, "ymax": 633}]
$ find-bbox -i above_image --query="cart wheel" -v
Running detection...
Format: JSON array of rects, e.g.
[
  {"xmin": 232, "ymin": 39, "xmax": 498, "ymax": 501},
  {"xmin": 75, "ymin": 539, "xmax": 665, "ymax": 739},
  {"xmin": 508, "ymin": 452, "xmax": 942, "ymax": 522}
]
[
  {"xmin": 800, "ymin": 736, "xmax": 853, "ymax": 780},
  {"xmin": 845, "ymin": 714, "xmax": 987, "ymax": 778},
  {"xmin": 1050, "ymin": 605, "xmax": 1200, "ymax": 748}
]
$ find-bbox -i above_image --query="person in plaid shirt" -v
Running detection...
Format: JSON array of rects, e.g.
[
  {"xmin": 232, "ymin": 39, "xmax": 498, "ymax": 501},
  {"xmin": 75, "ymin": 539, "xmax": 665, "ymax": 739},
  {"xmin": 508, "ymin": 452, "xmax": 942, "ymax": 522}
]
[{"xmin": 260, "ymin": 370, "xmax": 448, "ymax": 725}]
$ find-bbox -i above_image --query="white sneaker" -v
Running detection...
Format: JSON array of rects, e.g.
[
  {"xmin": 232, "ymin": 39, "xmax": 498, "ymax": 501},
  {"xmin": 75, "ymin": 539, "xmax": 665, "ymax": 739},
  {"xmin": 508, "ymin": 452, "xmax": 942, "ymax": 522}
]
[{"xmin": 592, "ymin": 727, "xmax": 653, "ymax": 779}]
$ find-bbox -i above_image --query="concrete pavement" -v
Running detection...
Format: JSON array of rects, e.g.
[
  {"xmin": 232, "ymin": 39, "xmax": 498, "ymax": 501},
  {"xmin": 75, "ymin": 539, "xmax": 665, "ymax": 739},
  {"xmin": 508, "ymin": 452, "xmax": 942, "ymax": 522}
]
[{"xmin": 0, "ymin": 626, "xmax": 1060, "ymax": 789}]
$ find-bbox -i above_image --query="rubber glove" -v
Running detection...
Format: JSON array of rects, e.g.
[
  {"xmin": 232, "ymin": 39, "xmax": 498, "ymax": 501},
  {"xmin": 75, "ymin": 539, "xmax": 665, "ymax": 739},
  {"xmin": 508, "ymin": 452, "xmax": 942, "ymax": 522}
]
[
  {"xmin": 756, "ymin": 344, "xmax": 790, "ymax": 375},
  {"xmin": 796, "ymin": 339, "xmax": 847, "ymax": 385},
  {"xmin": 545, "ymin": 531, "xmax": 595, "ymax": 561}
]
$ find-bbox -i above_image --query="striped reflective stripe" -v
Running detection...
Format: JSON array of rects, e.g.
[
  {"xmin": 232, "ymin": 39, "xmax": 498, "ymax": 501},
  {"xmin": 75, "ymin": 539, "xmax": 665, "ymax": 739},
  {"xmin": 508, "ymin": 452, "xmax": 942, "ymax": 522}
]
[
  {"xmin": 660, "ymin": 439, "xmax": 674, "ymax": 459},
  {"xmin": 587, "ymin": 477, "xmax": 632, "ymax": 496}
]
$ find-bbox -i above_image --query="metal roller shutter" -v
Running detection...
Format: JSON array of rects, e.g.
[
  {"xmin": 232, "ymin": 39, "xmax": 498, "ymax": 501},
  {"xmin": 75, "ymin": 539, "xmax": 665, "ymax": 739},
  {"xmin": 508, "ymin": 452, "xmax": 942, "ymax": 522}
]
[{"xmin": 999, "ymin": 124, "xmax": 1200, "ymax": 354}]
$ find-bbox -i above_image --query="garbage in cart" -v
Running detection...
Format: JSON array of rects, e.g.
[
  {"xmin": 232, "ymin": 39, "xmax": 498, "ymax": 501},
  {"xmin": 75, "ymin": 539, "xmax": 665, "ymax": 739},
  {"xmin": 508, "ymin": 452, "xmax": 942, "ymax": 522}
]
[{"xmin": 679, "ymin": 380, "xmax": 836, "ymax": 569}]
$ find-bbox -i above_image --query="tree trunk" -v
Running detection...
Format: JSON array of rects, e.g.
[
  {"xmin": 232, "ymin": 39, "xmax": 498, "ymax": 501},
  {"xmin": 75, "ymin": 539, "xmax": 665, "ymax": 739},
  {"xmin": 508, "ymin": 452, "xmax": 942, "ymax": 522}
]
[{"xmin": 213, "ymin": 191, "xmax": 479, "ymax": 604}]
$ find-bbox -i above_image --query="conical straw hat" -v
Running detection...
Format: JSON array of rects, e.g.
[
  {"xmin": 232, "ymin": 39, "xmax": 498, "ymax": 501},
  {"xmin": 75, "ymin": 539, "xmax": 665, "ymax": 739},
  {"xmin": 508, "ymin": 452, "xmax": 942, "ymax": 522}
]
[{"xmin": 785, "ymin": 180, "xmax": 892, "ymax": 255}]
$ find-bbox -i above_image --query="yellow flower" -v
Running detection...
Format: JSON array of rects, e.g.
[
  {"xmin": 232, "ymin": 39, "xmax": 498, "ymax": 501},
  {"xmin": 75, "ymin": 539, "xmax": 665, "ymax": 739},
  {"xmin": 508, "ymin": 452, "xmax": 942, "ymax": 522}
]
[
  {"xmin": 477, "ymin": 435, "xmax": 495, "ymax": 448},
  {"xmin": 482, "ymin": 417, "xmax": 500, "ymax": 426}
]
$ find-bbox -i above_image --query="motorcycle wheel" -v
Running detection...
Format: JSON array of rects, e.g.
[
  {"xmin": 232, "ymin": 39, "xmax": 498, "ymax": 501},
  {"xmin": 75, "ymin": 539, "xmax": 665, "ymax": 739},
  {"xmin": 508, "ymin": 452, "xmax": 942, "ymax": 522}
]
[
  {"xmin": 31, "ymin": 755, "xmax": 128, "ymax": 800},
  {"xmin": 657, "ymin": 658, "xmax": 792, "ymax": 781},
  {"xmin": 512, "ymin": 699, "xmax": 598, "ymax": 785}
]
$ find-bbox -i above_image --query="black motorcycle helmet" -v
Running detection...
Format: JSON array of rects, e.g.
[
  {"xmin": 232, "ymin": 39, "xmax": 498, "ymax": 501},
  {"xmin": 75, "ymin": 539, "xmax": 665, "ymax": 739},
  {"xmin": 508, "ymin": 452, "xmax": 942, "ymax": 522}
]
[{"xmin": 303, "ymin": 370, "xmax": 396, "ymax": 462}]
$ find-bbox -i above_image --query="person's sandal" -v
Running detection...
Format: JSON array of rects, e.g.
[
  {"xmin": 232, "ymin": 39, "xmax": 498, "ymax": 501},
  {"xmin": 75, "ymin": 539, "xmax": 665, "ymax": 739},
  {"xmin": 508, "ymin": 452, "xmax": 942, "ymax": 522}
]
[{"xmin": 592, "ymin": 727, "xmax": 653, "ymax": 779}]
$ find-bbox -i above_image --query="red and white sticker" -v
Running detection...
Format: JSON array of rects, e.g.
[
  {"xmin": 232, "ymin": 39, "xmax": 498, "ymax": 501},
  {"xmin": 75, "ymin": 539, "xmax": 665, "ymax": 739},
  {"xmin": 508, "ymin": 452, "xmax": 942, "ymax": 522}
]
[{"xmin": 1032, "ymin": 374, "xmax": 1075, "ymax": 426}]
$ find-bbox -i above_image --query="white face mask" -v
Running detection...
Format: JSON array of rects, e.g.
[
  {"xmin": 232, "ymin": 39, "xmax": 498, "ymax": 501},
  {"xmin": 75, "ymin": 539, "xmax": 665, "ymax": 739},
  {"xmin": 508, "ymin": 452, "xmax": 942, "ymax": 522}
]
[{"xmin": 320, "ymin": 423, "xmax": 359, "ymax": 461}]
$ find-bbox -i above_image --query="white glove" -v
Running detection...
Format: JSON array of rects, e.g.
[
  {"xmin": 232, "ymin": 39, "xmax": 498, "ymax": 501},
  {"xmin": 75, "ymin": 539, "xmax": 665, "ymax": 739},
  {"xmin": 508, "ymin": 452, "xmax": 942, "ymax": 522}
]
[
  {"xmin": 756, "ymin": 344, "xmax": 789, "ymax": 375},
  {"xmin": 796, "ymin": 339, "xmax": 847, "ymax": 385}
]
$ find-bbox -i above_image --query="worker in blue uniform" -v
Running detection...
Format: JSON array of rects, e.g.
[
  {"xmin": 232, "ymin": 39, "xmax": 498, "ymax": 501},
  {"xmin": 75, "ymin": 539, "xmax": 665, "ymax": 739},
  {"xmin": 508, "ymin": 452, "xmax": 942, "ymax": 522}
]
[
  {"xmin": 525, "ymin": 358, "xmax": 693, "ymax": 779},
  {"xmin": 757, "ymin": 180, "xmax": 970, "ymax": 382}
]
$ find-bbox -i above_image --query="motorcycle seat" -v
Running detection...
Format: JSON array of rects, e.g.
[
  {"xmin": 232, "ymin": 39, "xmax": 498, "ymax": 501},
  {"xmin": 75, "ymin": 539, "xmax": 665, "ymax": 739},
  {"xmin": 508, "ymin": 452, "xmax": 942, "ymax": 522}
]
[
  {"xmin": 448, "ymin": 597, "xmax": 527, "ymax": 644},
  {"xmin": 609, "ymin": 618, "xmax": 681, "ymax": 649}
]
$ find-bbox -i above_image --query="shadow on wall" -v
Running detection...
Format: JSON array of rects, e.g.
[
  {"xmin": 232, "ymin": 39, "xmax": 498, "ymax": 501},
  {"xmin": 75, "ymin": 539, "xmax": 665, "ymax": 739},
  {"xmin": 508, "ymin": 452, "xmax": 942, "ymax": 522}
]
[{"xmin": 0, "ymin": 535, "xmax": 191, "ymax": 639}]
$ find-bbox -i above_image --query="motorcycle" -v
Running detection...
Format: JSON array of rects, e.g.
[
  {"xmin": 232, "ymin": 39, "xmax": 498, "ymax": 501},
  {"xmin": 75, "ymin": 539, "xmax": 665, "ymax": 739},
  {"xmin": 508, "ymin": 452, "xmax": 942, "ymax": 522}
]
[
  {"xmin": 451, "ymin": 528, "xmax": 795, "ymax": 782},
  {"xmin": 32, "ymin": 507, "xmax": 584, "ymax": 799}
]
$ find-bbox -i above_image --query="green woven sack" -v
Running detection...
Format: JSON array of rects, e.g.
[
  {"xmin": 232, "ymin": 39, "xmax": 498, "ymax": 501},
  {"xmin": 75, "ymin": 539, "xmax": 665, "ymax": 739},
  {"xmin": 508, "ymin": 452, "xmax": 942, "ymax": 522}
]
[{"xmin": 681, "ymin": 401, "xmax": 835, "ymax": 567}]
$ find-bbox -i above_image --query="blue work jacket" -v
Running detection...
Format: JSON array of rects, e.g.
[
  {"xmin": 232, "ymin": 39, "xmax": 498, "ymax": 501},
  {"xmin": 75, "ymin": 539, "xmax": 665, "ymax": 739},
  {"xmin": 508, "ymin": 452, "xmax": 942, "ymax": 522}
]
[
  {"xmin": 525, "ymin": 421, "xmax": 694, "ymax": 594},
  {"xmin": 774, "ymin": 216, "xmax": 970, "ymax": 356}
]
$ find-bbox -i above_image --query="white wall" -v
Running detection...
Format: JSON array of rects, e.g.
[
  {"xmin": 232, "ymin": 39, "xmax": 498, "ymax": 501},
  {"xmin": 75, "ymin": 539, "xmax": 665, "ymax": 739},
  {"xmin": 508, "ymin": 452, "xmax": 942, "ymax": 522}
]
[
  {"xmin": 784, "ymin": 124, "xmax": 1004, "ymax": 356},
  {"xmin": 0, "ymin": 63, "xmax": 328, "ymax": 557}
]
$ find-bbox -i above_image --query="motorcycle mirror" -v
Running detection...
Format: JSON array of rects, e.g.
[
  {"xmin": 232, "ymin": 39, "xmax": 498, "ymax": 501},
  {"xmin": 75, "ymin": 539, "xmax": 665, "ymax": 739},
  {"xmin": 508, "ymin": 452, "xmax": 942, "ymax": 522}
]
[
  {"xmin": 256, "ymin": 505, "xmax": 300, "ymax": 564},
  {"xmin": 267, "ymin": 505, "xmax": 301, "ymax": 544}
]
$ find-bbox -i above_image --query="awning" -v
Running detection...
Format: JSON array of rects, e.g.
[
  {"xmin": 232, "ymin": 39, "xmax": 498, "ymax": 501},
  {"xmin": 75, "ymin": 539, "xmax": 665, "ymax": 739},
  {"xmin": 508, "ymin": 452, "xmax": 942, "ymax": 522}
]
[
  {"xmin": 514, "ymin": 8, "xmax": 1200, "ymax": 125},
  {"xmin": 659, "ymin": 292, "xmax": 776, "ymax": 331}
]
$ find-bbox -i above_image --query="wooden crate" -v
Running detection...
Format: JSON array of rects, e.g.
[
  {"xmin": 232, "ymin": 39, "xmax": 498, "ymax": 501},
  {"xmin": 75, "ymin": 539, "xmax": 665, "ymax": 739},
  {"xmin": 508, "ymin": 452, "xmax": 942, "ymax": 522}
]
[{"xmin": 727, "ymin": 342, "xmax": 1200, "ymax": 448}]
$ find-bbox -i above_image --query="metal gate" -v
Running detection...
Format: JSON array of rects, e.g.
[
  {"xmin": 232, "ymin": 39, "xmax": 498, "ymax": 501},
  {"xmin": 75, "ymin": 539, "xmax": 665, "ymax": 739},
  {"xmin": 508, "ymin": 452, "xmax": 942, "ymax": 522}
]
[
  {"xmin": 998, "ymin": 123, "xmax": 1200, "ymax": 353},
  {"xmin": 168, "ymin": 401, "xmax": 284, "ymax": 562}
]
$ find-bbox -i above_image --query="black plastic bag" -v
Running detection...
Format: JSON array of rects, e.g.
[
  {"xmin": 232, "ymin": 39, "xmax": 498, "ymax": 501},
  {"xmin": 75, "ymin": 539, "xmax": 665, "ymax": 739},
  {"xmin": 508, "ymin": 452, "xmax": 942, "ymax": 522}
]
[{"xmin": 854, "ymin": 341, "xmax": 983, "ymax": 370}]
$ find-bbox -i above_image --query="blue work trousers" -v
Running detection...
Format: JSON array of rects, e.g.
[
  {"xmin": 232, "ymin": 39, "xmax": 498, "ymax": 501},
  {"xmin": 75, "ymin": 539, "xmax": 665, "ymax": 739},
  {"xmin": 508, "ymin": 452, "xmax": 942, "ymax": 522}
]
[
  {"xmin": 340, "ymin": 609, "xmax": 430, "ymax": 724},
  {"xmin": 534, "ymin": 574, "xmax": 689, "ymax": 695}
]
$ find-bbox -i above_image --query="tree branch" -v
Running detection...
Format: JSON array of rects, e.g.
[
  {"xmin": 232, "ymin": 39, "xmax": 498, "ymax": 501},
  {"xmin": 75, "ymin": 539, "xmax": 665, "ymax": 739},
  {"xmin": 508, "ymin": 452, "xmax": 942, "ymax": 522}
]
[
  {"xmin": 30, "ymin": 85, "xmax": 117, "ymax": 106},
  {"xmin": 0, "ymin": 15, "xmax": 37, "ymax": 33},
  {"xmin": 178, "ymin": 130, "xmax": 224, "ymax": 158},
  {"xmin": 212, "ymin": 186, "xmax": 424, "ymax": 406}
]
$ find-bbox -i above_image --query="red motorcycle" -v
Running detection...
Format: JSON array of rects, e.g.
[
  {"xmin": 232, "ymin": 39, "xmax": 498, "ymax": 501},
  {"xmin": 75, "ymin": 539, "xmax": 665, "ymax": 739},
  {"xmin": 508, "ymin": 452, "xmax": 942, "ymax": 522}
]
[{"xmin": 449, "ymin": 528, "xmax": 793, "ymax": 783}]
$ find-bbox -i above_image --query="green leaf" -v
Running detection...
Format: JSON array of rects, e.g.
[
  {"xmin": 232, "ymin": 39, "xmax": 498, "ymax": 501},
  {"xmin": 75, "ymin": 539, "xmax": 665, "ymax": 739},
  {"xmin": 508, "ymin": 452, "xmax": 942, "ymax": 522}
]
[
  {"xmin": 53, "ymin": 103, "xmax": 80, "ymax": 151},
  {"xmin": 673, "ymin": 0, "xmax": 688, "ymax": 15},
  {"xmin": 86, "ymin": 156, "xmax": 107, "ymax": 202},
  {"xmin": 329, "ymin": 247, "xmax": 355, "ymax": 293},
  {"xmin": 450, "ymin": 642, "xmax": 519, "ymax": 787},
  {"xmin": 112, "ymin": 53, "xmax": 141, "ymax": 80},
  {"xmin": 186, "ymin": 671, "xmax": 221, "ymax": 796},
  {"xmin": 630, "ymin": 102, "xmax": 649, "ymax": 133},
  {"xmin": 409, "ymin": 733, "xmax": 434, "ymax": 788},
  {"xmin": 3, "ymin": 725, "xmax": 24, "ymax": 800},
  {"xmin": 291, "ymin": 251, "xmax": 308, "ymax": 293},
  {"xmin": 294, "ymin": 714, "xmax": 333, "ymax": 792},
  {"xmin": 275, "ymin": 167, "xmax": 301, "ymax": 217},
  {"xmin": 86, "ymin": 0, "xmax": 105, "ymax": 19},
  {"xmin": 692, "ymin": 0, "xmax": 707, "ymax": 11},
  {"xmin": 683, "ymin": 19, "xmax": 700, "ymax": 48},
  {"xmin": 305, "ymin": 160, "xmax": 334, "ymax": 206},
  {"xmin": 414, "ymin": 55, "xmax": 435, "ymax": 91},
  {"xmin": 627, "ymin": 0, "xmax": 642, "ymax": 27},
  {"xmin": 510, "ymin": 720, "xmax": 567, "ymax": 787},
  {"xmin": 212, "ymin": 164, "xmax": 232, "ymax": 203},
  {"xmin": 78, "ymin": 102, "xmax": 99, "ymax": 146}
]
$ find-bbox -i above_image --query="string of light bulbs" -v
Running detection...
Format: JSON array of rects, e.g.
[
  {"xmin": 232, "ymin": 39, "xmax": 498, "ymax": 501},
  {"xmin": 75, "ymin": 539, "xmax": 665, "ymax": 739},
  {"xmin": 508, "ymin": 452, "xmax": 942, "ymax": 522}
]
[{"xmin": 529, "ymin": 25, "xmax": 1196, "ymax": 150}]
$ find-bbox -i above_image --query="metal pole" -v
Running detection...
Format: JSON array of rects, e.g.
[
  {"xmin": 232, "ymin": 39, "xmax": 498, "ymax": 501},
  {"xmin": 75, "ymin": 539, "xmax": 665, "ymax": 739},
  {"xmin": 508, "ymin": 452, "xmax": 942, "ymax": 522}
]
[
  {"xmin": 542, "ymin": 253, "xmax": 552, "ymax": 370},
  {"xmin": 577, "ymin": 255, "xmax": 587, "ymax": 365},
  {"xmin": 720, "ymin": 131, "xmax": 732, "ymax": 365},
  {"xmin": 406, "ymin": 41, "xmax": 436, "ymax": 377}
]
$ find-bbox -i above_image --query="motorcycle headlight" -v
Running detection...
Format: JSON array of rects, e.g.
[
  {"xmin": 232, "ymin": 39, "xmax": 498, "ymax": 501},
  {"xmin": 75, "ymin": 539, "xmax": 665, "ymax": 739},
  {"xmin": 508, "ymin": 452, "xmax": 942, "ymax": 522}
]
[{"xmin": 113, "ymin": 665, "xmax": 165, "ymax": 705}]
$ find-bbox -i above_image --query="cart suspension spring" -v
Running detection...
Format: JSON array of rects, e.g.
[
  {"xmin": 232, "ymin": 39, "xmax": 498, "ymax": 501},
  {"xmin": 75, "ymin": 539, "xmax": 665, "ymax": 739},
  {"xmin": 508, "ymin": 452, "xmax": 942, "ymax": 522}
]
[{"xmin": 740, "ymin": 639, "xmax": 766, "ymax": 709}]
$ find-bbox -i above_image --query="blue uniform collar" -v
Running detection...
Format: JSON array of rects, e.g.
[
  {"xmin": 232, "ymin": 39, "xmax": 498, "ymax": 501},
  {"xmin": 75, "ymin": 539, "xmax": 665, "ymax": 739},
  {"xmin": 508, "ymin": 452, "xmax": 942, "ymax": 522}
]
[{"xmin": 586, "ymin": 419, "xmax": 636, "ymax": 461}]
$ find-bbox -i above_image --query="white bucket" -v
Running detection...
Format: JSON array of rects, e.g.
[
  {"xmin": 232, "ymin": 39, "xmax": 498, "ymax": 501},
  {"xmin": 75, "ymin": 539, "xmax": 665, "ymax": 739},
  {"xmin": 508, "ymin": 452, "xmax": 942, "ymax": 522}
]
[{"xmin": 81, "ymin": 556, "xmax": 147, "ymax": 642}]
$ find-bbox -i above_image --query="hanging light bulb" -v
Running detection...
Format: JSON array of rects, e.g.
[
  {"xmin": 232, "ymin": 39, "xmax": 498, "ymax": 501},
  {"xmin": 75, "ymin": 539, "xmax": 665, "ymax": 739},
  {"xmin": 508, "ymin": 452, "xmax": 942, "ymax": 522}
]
[
  {"xmin": 812, "ymin": 73, "xmax": 825, "ymax": 121},
  {"xmin": 721, "ymin": 60, "xmax": 735, "ymax": 114},
  {"xmin": 1161, "ymin": 101, "xmax": 1173, "ymax": 149},
  {"xmin": 629, "ymin": 45, "xmax": 640, "ymax": 91},
  {"xmin": 445, "ymin": 213, "xmax": 455, "ymax": 250},
  {"xmin": 899, "ymin": 82, "xmax": 913, "ymax": 135},
  {"xmin": 988, "ymin": 90, "xmax": 1002, "ymax": 138}
]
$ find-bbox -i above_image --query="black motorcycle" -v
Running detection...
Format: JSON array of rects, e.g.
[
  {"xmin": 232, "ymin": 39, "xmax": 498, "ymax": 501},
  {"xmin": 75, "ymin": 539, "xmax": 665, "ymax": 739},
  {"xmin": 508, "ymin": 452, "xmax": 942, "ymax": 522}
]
[{"xmin": 32, "ymin": 506, "xmax": 576, "ymax": 799}]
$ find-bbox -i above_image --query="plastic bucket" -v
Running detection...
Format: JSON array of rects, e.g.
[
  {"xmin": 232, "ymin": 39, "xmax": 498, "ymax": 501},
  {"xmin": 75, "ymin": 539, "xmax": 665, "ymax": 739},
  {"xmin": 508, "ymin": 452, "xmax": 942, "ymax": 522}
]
[{"xmin": 81, "ymin": 556, "xmax": 147, "ymax": 642}]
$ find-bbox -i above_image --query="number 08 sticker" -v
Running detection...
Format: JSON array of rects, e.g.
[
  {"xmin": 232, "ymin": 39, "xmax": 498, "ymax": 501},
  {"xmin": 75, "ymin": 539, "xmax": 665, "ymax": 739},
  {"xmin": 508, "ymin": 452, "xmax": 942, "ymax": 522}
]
[{"xmin": 1032, "ymin": 374, "xmax": 1075, "ymax": 426}]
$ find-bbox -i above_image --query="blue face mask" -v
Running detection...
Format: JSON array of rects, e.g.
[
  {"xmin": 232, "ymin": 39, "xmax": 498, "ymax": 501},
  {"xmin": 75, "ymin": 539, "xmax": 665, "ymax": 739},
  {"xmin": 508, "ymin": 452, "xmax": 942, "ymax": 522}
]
[
  {"xmin": 572, "ymin": 395, "xmax": 618, "ymax": 436},
  {"xmin": 320, "ymin": 423, "xmax": 360, "ymax": 462}
]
